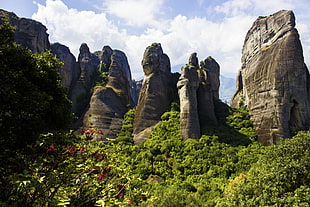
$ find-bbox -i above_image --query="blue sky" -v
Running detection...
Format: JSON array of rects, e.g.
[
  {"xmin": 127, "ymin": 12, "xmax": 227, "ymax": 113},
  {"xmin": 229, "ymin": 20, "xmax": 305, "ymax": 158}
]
[{"xmin": 1, "ymin": 0, "xmax": 310, "ymax": 79}]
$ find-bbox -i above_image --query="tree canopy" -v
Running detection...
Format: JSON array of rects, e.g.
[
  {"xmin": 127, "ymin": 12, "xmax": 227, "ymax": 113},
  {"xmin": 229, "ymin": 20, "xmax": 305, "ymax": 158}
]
[{"xmin": 0, "ymin": 19, "xmax": 72, "ymax": 150}]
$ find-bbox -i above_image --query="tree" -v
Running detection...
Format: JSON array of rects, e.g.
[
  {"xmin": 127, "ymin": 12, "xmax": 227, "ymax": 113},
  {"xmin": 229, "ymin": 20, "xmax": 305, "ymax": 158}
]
[
  {"xmin": 218, "ymin": 131, "xmax": 310, "ymax": 206},
  {"xmin": 0, "ymin": 18, "xmax": 72, "ymax": 150}
]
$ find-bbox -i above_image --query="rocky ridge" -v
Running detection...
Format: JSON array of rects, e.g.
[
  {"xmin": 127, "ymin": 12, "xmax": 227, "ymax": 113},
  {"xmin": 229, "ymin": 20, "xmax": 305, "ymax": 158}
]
[{"xmin": 231, "ymin": 10, "xmax": 310, "ymax": 145}]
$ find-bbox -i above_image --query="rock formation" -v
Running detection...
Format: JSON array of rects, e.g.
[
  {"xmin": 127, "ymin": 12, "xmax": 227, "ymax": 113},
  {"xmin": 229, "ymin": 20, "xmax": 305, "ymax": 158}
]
[
  {"xmin": 200, "ymin": 57, "xmax": 220, "ymax": 100},
  {"xmin": 177, "ymin": 53, "xmax": 201, "ymax": 139},
  {"xmin": 0, "ymin": 9, "xmax": 49, "ymax": 53},
  {"xmin": 50, "ymin": 43, "xmax": 79, "ymax": 90},
  {"xmin": 231, "ymin": 10, "xmax": 310, "ymax": 145},
  {"xmin": 82, "ymin": 49, "xmax": 133, "ymax": 139},
  {"xmin": 178, "ymin": 54, "xmax": 219, "ymax": 140},
  {"xmin": 70, "ymin": 43, "xmax": 99, "ymax": 116},
  {"xmin": 133, "ymin": 43, "xmax": 177, "ymax": 144},
  {"xmin": 131, "ymin": 80, "xmax": 143, "ymax": 105}
]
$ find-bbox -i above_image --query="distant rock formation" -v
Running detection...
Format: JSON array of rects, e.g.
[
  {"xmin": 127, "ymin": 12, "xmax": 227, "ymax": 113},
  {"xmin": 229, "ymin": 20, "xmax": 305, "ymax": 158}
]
[
  {"xmin": 231, "ymin": 10, "xmax": 310, "ymax": 145},
  {"xmin": 131, "ymin": 80, "xmax": 143, "ymax": 105},
  {"xmin": 82, "ymin": 49, "xmax": 133, "ymax": 139},
  {"xmin": 178, "ymin": 54, "xmax": 219, "ymax": 139},
  {"xmin": 133, "ymin": 43, "xmax": 178, "ymax": 144},
  {"xmin": 50, "ymin": 43, "xmax": 79, "ymax": 90},
  {"xmin": 0, "ymin": 9, "xmax": 49, "ymax": 53}
]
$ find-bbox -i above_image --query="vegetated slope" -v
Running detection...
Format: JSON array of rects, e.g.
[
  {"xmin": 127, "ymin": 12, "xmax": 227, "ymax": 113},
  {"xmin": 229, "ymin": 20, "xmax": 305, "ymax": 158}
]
[{"xmin": 3, "ymin": 100, "xmax": 309, "ymax": 206}]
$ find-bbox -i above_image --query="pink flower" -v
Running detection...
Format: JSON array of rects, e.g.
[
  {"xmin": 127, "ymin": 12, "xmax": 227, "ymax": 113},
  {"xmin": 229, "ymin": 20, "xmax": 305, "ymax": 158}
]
[
  {"xmin": 80, "ymin": 146, "xmax": 87, "ymax": 154},
  {"xmin": 98, "ymin": 130, "xmax": 103, "ymax": 134},
  {"xmin": 98, "ymin": 173, "xmax": 106, "ymax": 182},
  {"xmin": 116, "ymin": 185, "xmax": 125, "ymax": 198},
  {"xmin": 46, "ymin": 144, "xmax": 57, "ymax": 153}
]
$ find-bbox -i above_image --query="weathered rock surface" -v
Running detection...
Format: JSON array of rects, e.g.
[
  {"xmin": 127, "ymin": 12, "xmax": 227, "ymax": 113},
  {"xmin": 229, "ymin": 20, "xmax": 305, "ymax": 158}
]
[
  {"xmin": 231, "ymin": 10, "xmax": 310, "ymax": 145},
  {"xmin": 83, "ymin": 49, "xmax": 133, "ymax": 139},
  {"xmin": 200, "ymin": 56, "xmax": 220, "ymax": 100},
  {"xmin": 70, "ymin": 43, "xmax": 99, "ymax": 116},
  {"xmin": 178, "ymin": 54, "xmax": 201, "ymax": 139},
  {"xmin": 133, "ymin": 43, "xmax": 177, "ymax": 144},
  {"xmin": 0, "ymin": 9, "xmax": 49, "ymax": 53},
  {"xmin": 178, "ymin": 53, "xmax": 219, "ymax": 139},
  {"xmin": 131, "ymin": 80, "xmax": 143, "ymax": 105},
  {"xmin": 50, "ymin": 43, "xmax": 79, "ymax": 90}
]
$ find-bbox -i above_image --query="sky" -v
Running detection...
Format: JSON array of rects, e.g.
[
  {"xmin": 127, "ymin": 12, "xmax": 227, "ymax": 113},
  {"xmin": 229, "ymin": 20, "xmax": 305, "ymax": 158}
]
[{"xmin": 1, "ymin": 0, "xmax": 310, "ymax": 79}]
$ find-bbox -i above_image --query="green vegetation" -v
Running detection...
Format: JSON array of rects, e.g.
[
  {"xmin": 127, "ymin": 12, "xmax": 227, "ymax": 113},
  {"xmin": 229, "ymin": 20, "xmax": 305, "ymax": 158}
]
[
  {"xmin": 0, "ymin": 19, "xmax": 72, "ymax": 150},
  {"xmin": 1, "ymin": 18, "xmax": 309, "ymax": 207}
]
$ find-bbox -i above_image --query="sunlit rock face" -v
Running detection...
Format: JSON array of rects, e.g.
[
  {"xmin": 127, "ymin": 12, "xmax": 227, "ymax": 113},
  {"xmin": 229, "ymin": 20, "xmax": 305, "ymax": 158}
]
[
  {"xmin": 133, "ymin": 43, "xmax": 177, "ymax": 144},
  {"xmin": 83, "ymin": 49, "xmax": 133, "ymax": 140},
  {"xmin": 231, "ymin": 10, "xmax": 310, "ymax": 145},
  {"xmin": 178, "ymin": 53, "xmax": 219, "ymax": 140}
]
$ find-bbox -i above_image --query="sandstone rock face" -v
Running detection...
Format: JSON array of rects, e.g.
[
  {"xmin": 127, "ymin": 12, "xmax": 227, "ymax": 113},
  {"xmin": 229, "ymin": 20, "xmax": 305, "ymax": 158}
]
[
  {"xmin": 178, "ymin": 54, "xmax": 219, "ymax": 139},
  {"xmin": 50, "ymin": 43, "xmax": 79, "ymax": 90},
  {"xmin": 83, "ymin": 49, "xmax": 133, "ymax": 139},
  {"xmin": 133, "ymin": 43, "xmax": 177, "ymax": 144},
  {"xmin": 201, "ymin": 56, "xmax": 220, "ymax": 100},
  {"xmin": 0, "ymin": 9, "xmax": 49, "ymax": 53},
  {"xmin": 70, "ymin": 43, "xmax": 99, "ymax": 116},
  {"xmin": 177, "ymin": 59, "xmax": 201, "ymax": 139},
  {"xmin": 231, "ymin": 10, "xmax": 310, "ymax": 145}
]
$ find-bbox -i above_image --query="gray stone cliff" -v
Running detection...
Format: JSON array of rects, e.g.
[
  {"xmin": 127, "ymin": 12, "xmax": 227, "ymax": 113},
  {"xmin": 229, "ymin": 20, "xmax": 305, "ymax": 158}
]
[
  {"xmin": 50, "ymin": 43, "xmax": 79, "ymax": 90},
  {"xmin": 133, "ymin": 43, "xmax": 177, "ymax": 144},
  {"xmin": 231, "ymin": 10, "xmax": 310, "ymax": 145},
  {"xmin": 70, "ymin": 43, "xmax": 99, "ymax": 116},
  {"xmin": 178, "ymin": 53, "xmax": 219, "ymax": 140},
  {"xmin": 0, "ymin": 9, "xmax": 49, "ymax": 53},
  {"xmin": 82, "ymin": 49, "xmax": 133, "ymax": 139}
]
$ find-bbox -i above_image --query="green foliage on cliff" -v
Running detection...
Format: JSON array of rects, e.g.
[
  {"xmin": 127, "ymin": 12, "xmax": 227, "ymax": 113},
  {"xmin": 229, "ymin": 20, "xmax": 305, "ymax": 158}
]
[{"xmin": 202, "ymin": 100, "xmax": 256, "ymax": 146}]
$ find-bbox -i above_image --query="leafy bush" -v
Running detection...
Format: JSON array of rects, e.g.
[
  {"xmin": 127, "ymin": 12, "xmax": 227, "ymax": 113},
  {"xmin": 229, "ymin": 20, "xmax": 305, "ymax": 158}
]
[
  {"xmin": 218, "ymin": 131, "xmax": 310, "ymax": 206},
  {"xmin": 0, "ymin": 19, "xmax": 72, "ymax": 151}
]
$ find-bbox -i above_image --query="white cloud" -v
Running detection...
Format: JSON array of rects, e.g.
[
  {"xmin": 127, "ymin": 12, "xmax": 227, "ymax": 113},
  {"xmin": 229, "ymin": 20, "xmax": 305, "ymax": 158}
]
[
  {"xmin": 32, "ymin": 0, "xmax": 310, "ymax": 79},
  {"xmin": 215, "ymin": 0, "xmax": 296, "ymax": 16},
  {"xmin": 32, "ymin": 0, "xmax": 127, "ymax": 56},
  {"xmin": 101, "ymin": 0, "xmax": 165, "ymax": 27}
]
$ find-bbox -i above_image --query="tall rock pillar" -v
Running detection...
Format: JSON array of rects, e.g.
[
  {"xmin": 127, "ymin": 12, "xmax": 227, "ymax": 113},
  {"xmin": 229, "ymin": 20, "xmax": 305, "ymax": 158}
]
[
  {"xmin": 177, "ymin": 53, "xmax": 201, "ymax": 139},
  {"xmin": 231, "ymin": 10, "xmax": 310, "ymax": 145},
  {"xmin": 133, "ymin": 43, "xmax": 176, "ymax": 144},
  {"xmin": 178, "ymin": 53, "xmax": 219, "ymax": 139}
]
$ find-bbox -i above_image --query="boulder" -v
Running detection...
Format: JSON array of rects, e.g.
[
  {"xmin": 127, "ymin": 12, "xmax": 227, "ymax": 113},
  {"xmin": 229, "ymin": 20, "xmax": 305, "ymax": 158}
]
[
  {"xmin": 177, "ymin": 63, "xmax": 201, "ymax": 139},
  {"xmin": 200, "ymin": 56, "xmax": 220, "ymax": 100},
  {"xmin": 231, "ymin": 10, "xmax": 310, "ymax": 145}
]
